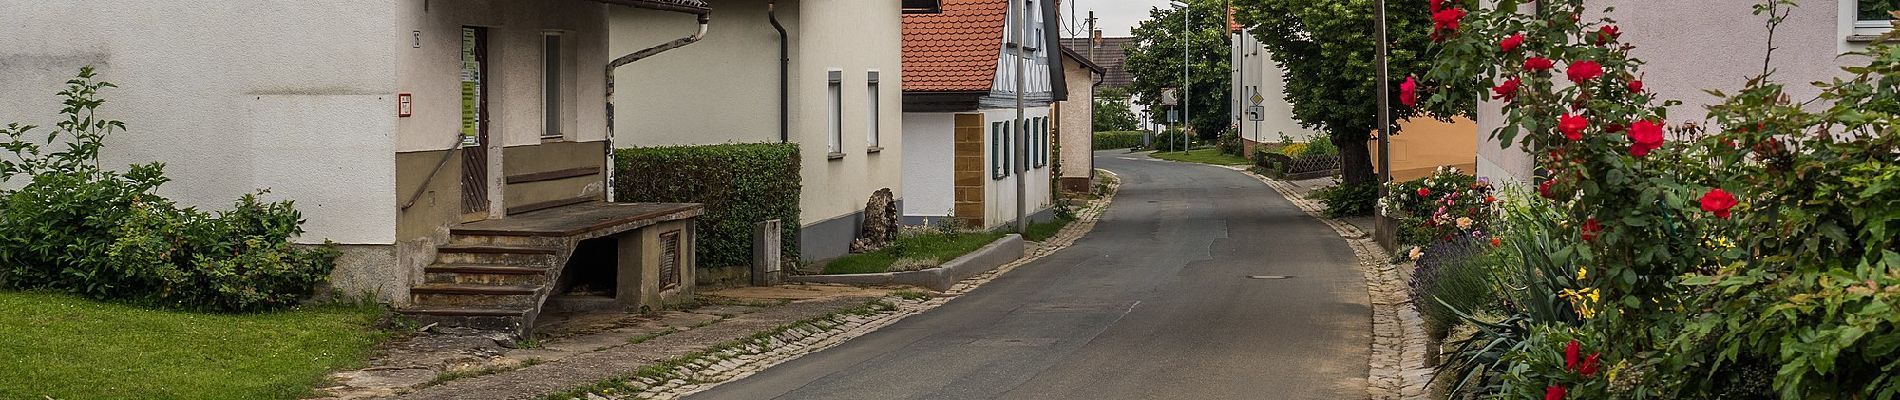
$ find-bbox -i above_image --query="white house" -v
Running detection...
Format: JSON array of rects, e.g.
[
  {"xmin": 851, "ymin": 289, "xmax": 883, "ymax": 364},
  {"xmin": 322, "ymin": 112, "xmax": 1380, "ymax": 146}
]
[
  {"xmin": 900, "ymin": 0, "xmax": 1064, "ymax": 230},
  {"xmin": 608, "ymin": 0, "xmax": 905, "ymax": 262},
  {"xmin": 1055, "ymin": 46, "xmax": 1105, "ymax": 193},
  {"xmin": 1, "ymin": 0, "xmax": 715, "ymax": 331},
  {"xmin": 1230, "ymin": 28, "xmax": 1320, "ymax": 154}
]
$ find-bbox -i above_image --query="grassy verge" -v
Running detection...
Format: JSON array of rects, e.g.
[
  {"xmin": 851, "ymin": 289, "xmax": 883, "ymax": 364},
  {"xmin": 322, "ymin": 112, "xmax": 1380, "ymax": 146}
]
[
  {"xmin": 821, "ymin": 231, "xmax": 1008, "ymax": 274},
  {"xmin": 0, "ymin": 291, "xmax": 387, "ymax": 400},
  {"xmin": 1150, "ymin": 148, "xmax": 1251, "ymax": 166},
  {"xmin": 1024, "ymin": 215, "xmax": 1076, "ymax": 242}
]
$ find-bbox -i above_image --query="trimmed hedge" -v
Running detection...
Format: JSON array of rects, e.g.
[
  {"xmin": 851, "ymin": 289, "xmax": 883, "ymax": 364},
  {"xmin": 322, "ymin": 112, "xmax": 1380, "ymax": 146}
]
[
  {"xmin": 614, "ymin": 143, "xmax": 800, "ymax": 268},
  {"xmin": 1092, "ymin": 131, "xmax": 1144, "ymax": 150}
]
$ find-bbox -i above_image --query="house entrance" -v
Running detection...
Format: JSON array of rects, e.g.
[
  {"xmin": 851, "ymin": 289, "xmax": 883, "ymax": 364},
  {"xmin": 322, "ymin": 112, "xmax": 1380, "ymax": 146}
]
[{"xmin": 460, "ymin": 26, "xmax": 492, "ymax": 220}]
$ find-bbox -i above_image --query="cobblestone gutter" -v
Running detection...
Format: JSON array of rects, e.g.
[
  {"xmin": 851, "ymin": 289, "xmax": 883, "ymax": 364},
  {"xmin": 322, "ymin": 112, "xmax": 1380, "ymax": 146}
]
[
  {"xmin": 1226, "ymin": 166, "xmax": 1434, "ymax": 400},
  {"xmin": 545, "ymin": 170, "xmax": 1122, "ymax": 400}
]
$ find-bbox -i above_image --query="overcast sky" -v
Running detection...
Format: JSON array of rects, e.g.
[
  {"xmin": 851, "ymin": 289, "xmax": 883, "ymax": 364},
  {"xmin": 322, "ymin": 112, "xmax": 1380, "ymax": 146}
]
[{"xmin": 1056, "ymin": 0, "xmax": 1175, "ymax": 38}]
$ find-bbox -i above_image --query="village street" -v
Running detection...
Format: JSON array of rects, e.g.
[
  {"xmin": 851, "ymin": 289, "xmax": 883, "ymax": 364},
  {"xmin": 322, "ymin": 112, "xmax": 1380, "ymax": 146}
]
[{"xmin": 689, "ymin": 151, "xmax": 1372, "ymax": 399}]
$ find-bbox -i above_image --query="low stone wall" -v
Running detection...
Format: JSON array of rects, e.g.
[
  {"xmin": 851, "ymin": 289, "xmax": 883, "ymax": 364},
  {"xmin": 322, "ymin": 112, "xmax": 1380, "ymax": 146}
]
[{"xmin": 786, "ymin": 234, "xmax": 1026, "ymax": 291}]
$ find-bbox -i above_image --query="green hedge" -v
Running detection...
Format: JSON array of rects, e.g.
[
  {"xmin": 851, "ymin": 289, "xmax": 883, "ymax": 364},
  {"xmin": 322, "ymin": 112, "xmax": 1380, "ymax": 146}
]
[
  {"xmin": 1093, "ymin": 131, "xmax": 1144, "ymax": 150},
  {"xmin": 614, "ymin": 143, "xmax": 800, "ymax": 268}
]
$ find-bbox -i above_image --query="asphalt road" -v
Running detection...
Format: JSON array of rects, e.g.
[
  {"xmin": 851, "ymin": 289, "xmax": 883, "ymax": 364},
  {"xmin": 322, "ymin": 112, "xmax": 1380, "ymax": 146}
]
[{"xmin": 689, "ymin": 151, "xmax": 1370, "ymax": 400}]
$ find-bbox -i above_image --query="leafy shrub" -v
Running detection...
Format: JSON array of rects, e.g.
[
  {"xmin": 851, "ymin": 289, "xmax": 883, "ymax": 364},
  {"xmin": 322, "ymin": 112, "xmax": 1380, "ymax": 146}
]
[
  {"xmin": 0, "ymin": 67, "xmax": 335, "ymax": 312},
  {"xmin": 1277, "ymin": 143, "xmax": 1308, "ymax": 156},
  {"xmin": 1092, "ymin": 98, "xmax": 1139, "ymax": 132},
  {"xmin": 1309, "ymin": 181, "xmax": 1376, "ymax": 217},
  {"xmin": 1300, "ymin": 138, "xmax": 1337, "ymax": 155},
  {"xmin": 614, "ymin": 143, "xmax": 801, "ymax": 268},
  {"xmin": 1091, "ymin": 131, "xmax": 1144, "ymax": 150},
  {"xmin": 1215, "ymin": 130, "xmax": 1243, "ymax": 156},
  {"xmin": 1150, "ymin": 128, "xmax": 1190, "ymax": 151},
  {"xmin": 1379, "ymin": 166, "xmax": 1494, "ymax": 247},
  {"xmin": 1408, "ymin": 237, "xmax": 1497, "ymax": 340}
]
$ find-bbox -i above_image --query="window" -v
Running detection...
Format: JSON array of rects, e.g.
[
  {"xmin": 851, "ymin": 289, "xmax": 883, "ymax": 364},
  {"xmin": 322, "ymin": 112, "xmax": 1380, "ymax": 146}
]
[
  {"xmin": 1862, "ymin": 0, "xmax": 1898, "ymax": 24},
  {"xmin": 991, "ymin": 122, "xmax": 1006, "ymax": 179},
  {"xmin": 828, "ymin": 70, "xmax": 843, "ymax": 156},
  {"xmin": 1033, "ymin": 117, "xmax": 1048, "ymax": 168},
  {"xmin": 542, "ymin": 32, "xmax": 563, "ymax": 139},
  {"xmin": 867, "ymin": 71, "xmax": 881, "ymax": 149}
]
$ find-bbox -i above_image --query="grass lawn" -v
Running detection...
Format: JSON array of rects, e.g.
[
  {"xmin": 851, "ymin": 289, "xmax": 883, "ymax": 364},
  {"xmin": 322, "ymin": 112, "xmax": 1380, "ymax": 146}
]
[
  {"xmin": 1024, "ymin": 215, "xmax": 1076, "ymax": 242},
  {"xmin": 0, "ymin": 291, "xmax": 388, "ymax": 400},
  {"xmin": 1150, "ymin": 148, "xmax": 1251, "ymax": 166},
  {"xmin": 822, "ymin": 231, "xmax": 1008, "ymax": 274}
]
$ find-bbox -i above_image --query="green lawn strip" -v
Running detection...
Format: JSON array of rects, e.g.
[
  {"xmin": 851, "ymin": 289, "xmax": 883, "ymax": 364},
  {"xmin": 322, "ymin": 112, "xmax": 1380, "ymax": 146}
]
[
  {"xmin": 1150, "ymin": 148, "xmax": 1251, "ymax": 166},
  {"xmin": 1023, "ymin": 215, "xmax": 1076, "ymax": 242},
  {"xmin": 821, "ymin": 231, "xmax": 1008, "ymax": 274},
  {"xmin": 544, "ymin": 300, "xmax": 898, "ymax": 400},
  {"xmin": 0, "ymin": 291, "xmax": 387, "ymax": 400}
]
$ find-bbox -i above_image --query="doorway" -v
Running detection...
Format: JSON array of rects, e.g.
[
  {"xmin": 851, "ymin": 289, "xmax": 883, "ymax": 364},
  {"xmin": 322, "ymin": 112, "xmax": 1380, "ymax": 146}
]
[{"xmin": 460, "ymin": 26, "xmax": 492, "ymax": 220}]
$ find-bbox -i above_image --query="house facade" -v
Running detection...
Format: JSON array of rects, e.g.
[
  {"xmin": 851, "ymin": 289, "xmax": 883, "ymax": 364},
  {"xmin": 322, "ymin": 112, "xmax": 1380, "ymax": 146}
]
[
  {"xmin": 1055, "ymin": 46, "xmax": 1104, "ymax": 193},
  {"xmin": 1, "ymin": 0, "xmax": 709, "ymax": 324},
  {"xmin": 1477, "ymin": 0, "xmax": 1855, "ymax": 185},
  {"xmin": 1229, "ymin": 29, "xmax": 1321, "ymax": 156},
  {"xmin": 608, "ymin": 0, "xmax": 905, "ymax": 262},
  {"xmin": 900, "ymin": 0, "xmax": 1063, "ymax": 230}
]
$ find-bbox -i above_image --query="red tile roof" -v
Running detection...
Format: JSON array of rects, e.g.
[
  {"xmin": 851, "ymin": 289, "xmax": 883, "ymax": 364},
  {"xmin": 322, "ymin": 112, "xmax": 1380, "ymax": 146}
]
[{"xmin": 902, "ymin": 0, "xmax": 1008, "ymax": 92}]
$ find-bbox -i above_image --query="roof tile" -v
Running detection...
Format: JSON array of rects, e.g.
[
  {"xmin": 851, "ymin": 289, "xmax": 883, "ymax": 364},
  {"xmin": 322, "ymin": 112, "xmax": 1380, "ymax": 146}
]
[{"xmin": 902, "ymin": 0, "xmax": 1008, "ymax": 92}]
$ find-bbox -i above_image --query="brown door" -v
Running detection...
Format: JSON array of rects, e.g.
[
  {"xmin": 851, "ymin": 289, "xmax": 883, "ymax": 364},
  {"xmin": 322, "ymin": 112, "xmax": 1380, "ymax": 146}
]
[{"xmin": 460, "ymin": 26, "xmax": 491, "ymax": 220}]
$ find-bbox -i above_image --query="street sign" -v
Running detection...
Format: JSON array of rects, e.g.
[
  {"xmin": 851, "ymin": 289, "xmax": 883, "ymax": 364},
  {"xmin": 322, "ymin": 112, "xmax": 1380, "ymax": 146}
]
[
  {"xmin": 1160, "ymin": 88, "xmax": 1179, "ymax": 106},
  {"xmin": 1249, "ymin": 87, "xmax": 1265, "ymax": 106},
  {"xmin": 1167, "ymin": 108, "xmax": 1179, "ymax": 123},
  {"xmin": 1247, "ymin": 106, "xmax": 1265, "ymax": 121}
]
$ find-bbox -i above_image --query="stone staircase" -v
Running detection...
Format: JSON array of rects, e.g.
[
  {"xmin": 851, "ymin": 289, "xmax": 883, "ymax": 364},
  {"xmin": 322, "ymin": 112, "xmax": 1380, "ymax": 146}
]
[{"xmin": 401, "ymin": 233, "xmax": 569, "ymax": 335}]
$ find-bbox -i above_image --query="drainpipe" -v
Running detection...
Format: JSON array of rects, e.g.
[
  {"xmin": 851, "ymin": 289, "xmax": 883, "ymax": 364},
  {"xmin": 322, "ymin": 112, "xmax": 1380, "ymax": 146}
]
[
  {"xmin": 769, "ymin": 1, "xmax": 789, "ymax": 143},
  {"xmin": 606, "ymin": 11, "xmax": 710, "ymax": 202}
]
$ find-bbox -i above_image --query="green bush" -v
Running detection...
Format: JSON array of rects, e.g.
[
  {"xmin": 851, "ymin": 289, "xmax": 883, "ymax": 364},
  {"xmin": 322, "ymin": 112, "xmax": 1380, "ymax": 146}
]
[
  {"xmin": 614, "ymin": 143, "xmax": 801, "ymax": 268},
  {"xmin": 1379, "ymin": 166, "xmax": 1493, "ymax": 247},
  {"xmin": 1300, "ymin": 138, "xmax": 1337, "ymax": 156},
  {"xmin": 1092, "ymin": 96, "xmax": 1139, "ymax": 132},
  {"xmin": 1150, "ymin": 128, "xmax": 1190, "ymax": 151},
  {"xmin": 1091, "ymin": 131, "xmax": 1144, "ymax": 150},
  {"xmin": 1309, "ymin": 181, "xmax": 1376, "ymax": 217},
  {"xmin": 1215, "ymin": 130, "xmax": 1243, "ymax": 156},
  {"xmin": 0, "ymin": 67, "xmax": 335, "ymax": 312}
]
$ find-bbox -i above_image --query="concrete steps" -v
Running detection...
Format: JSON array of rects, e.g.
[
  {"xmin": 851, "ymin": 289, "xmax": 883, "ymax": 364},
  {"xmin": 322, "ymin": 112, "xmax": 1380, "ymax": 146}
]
[{"xmin": 399, "ymin": 240, "xmax": 565, "ymax": 335}]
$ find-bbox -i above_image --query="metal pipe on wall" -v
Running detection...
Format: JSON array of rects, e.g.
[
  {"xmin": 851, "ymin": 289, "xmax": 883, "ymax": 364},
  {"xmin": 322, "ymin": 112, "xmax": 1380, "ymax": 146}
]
[{"xmin": 605, "ymin": 11, "xmax": 709, "ymax": 202}]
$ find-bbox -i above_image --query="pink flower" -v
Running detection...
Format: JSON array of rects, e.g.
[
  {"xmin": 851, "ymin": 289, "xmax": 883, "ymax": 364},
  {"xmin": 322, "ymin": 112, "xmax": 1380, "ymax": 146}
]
[
  {"xmin": 1559, "ymin": 113, "xmax": 1588, "ymax": 141},
  {"xmin": 1492, "ymin": 78, "xmax": 1521, "ymax": 102},
  {"xmin": 1400, "ymin": 76, "xmax": 1419, "ymax": 108},
  {"xmin": 1566, "ymin": 60, "xmax": 1604, "ymax": 84},
  {"xmin": 1524, "ymin": 57, "xmax": 1555, "ymax": 72},
  {"xmin": 1700, "ymin": 188, "xmax": 1737, "ymax": 219},
  {"xmin": 1500, "ymin": 33, "xmax": 1525, "ymax": 52},
  {"xmin": 1627, "ymin": 119, "xmax": 1665, "ymax": 157}
]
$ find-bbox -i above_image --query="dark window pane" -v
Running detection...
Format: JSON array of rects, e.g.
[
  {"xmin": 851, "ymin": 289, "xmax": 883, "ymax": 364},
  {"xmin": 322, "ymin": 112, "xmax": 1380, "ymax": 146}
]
[{"xmin": 1862, "ymin": 0, "xmax": 1898, "ymax": 21}]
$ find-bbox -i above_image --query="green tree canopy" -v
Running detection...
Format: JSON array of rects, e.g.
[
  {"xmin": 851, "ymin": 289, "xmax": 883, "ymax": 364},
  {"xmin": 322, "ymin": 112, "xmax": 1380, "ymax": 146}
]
[
  {"xmin": 1234, "ymin": 0, "xmax": 1467, "ymax": 184},
  {"xmin": 1124, "ymin": 0, "xmax": 1232, "ymax": 139},
  {"xmin": 1092, "ymin": 95, "xmax": 1139, "ymax": 132}
]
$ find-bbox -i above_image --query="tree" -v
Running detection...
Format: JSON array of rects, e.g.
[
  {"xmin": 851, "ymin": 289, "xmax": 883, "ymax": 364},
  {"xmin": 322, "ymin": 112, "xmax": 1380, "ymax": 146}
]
[
  {"xmin": 1234, "ymin": 0, "xmax": 1464, "ymax": 185},
  {"xmin": 1092, "ymin": 89, "xmax": 1139, "ymax": 132},
  {"xmin": 1123, "ymin": 0, "xmax": 1232, "ymax": 139}
]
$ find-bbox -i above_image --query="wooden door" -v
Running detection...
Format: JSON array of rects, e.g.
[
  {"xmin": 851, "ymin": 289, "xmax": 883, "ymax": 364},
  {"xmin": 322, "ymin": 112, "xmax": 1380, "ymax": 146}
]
[{"xmin": 460, "ymin": 26, "xmax": 491, "ymax": 219}]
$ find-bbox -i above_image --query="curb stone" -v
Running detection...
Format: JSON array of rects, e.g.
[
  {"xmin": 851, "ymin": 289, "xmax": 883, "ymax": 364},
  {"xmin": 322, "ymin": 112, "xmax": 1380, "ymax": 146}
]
[
  {"xmin": 552, "ymin": 169, "xmax": 1123, "ymax": 400},
  {"xmin": 1220, "ymin": 165, "xmax": 1434, "ymax": 400}
]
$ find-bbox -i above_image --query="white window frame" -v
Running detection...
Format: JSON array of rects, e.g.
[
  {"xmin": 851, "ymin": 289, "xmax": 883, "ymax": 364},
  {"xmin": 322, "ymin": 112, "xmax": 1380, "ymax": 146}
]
[
  {"xmin": 827, "ymin": 69, "xmax": 843, "ymax": 157},
  {"xmin": 867, "ymin": 70, "xmax": 881, "ymax": 150},
  {"xmin": 541, "ymin": 31, "xmax": 566, "ymax": 140}
]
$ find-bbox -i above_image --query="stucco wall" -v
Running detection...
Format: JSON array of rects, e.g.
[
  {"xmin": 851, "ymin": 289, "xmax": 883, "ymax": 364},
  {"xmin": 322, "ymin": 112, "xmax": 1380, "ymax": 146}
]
[
  {"xmin": 1233, "ymin": 33, "xmax": 1320, "ymax": 146},
  {"xmin": 1477, "ymin": 0, "xmax": 1849, "ymax": 185},
  {"xmin": 902, "ymin": 113, "xmax": 957, "ymax": 219},
  {"xmin": 1057, "ymin": 57, "xmax": 1096, "ymax": 180},
  {"xmin": 609, "ymin": 1, "xmax": 781, "ymax": 146},
  {"xmin": 0, "ymin": 0, "xmax": 398, "ymax": 245},
  {"xmin": 397, "ymin": 0, "xmax": 609, "ymax": 153},
  {"xmin": 1372, "ymin": 117, "xmax": 1478, "ymax": 181}
]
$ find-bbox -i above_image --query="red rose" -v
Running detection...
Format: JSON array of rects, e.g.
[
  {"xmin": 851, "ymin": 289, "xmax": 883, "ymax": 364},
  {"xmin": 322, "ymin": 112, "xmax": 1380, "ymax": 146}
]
[
  {"xmin": 1432, "ymin": 8, "xmax": 1466, "ymax": 32},
  {"xmin": 1546, "ymin": 385, "xmax": 1567, "ymax": 400},
  {"xmin": 1604, "ymin": 122, "xmax": 1625, "ymax": 133},
  {"xmin": 1700, "ymin": 188, "xmax": 1737, "ymax": 219},
  {"xmin": 1581, "ymin": 353, "xmax": 1602, "ymax": 376},
  {"xmin": 1628, "ymin": 119, "xmax": 1665, "ymax": 157},
  {"xmin": 1490, "ymin": 237, "xmax": 1502, "ymax": 247},
  {"xmin": 1595, "ymin": 25, "xmax": 1621, "ymax": 45},
  {"xmin": 1628, "ymin": 79, "xmax": 1644, "ymax": 93},
  {"xmin": 1582, "ymin": 218, "xmax": 1600, "ymax": 241},
  {"xmin": 1538, "ymin": 179, "xmax": 1558, "ymax": 199},
  {"xmin": 1565, "ymin": 339, "xmax": 1581, "ymax": 370},
  {"xmin": 1500, "ymin": 33, "xmax": 1525, "ymax": 52},
  {"xmin": 1525, "ymin": 57, "xmax": 1555, "ymax": 71},
  {"xmin": 1492, "ymin": 78, "xmax": 1522, "ymax": 102},
  {"xmin": 1430, "ymin": 0, "xmax": 1443, "ymax": 12},
  {"xmin": 1417, "ymin": 187, "xmax": 1431, "ymax": 197},
  {"xmin": 1400, "ymin": 76, "xmax": 1419, "ymax": 108},
  {"xmin": 1566, "ymin": 60, "xmax": 1603, "ymax": 84},
  {"xmin": 1559, "ymin": 113, "xmax": 1588, "ymax": 141}
]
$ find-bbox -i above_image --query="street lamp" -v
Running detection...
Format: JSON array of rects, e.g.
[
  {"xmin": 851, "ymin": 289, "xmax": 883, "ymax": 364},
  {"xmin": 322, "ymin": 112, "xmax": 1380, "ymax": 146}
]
[{"xmin": 1170, "ymin": 1, "xmax": 1189, "ymax": 154}]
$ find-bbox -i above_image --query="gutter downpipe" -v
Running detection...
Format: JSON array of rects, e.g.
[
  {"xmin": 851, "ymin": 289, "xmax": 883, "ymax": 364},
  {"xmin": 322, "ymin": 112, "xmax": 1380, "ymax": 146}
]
[
  {"xmin": 606, "ymin": 11, "xmax": 710, "ymax": 202},
  {"xmin": 769, "ymin": 1, "xmax": 789, "ymax": 143}
]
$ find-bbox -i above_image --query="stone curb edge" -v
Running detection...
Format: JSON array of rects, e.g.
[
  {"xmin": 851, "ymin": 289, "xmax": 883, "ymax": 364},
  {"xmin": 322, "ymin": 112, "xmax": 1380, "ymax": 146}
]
[{"xmin": 785, "ymin": 234, "xmax": 1026, "ymax": 291}]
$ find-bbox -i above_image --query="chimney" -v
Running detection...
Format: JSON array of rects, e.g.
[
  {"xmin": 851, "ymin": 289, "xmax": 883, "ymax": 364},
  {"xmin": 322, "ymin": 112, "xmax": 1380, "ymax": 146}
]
[{"xmin": 1091, "ymin": 29, "xmax": 1102, "ymax": 48}]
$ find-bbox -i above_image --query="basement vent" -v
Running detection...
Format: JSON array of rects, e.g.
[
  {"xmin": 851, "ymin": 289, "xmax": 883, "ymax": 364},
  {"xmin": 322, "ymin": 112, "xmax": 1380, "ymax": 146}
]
[{"xmin": 660, "ymin": 230, "xmax": 681, "ymax": 290}]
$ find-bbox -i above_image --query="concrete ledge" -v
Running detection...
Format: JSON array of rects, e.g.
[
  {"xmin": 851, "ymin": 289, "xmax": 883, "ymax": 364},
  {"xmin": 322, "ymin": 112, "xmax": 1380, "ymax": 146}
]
[{"xmin": 786, "ymin": 234, "xmax": 1025, "ymax": 291}]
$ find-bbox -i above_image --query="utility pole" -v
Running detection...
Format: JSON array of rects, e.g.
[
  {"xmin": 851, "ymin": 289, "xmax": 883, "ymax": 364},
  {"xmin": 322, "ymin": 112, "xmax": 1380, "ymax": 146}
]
[
  {"xmin": 1014, "ymin": 0, "xmax": 1029, "ymax": 234},
  {"xmin": 1374, "ymin": 0, "xmax": 1392, "ymax": 188},
  {"xmin": 1181, "ymin": 4, "xmax": 1190, "ymax": 154}
]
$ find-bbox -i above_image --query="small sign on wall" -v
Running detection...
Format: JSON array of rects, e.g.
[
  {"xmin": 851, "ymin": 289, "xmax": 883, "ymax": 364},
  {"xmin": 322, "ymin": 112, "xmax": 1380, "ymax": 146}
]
[{"xmin": 397, "ymin": 93, "xmax": 413, "ymax": 117}]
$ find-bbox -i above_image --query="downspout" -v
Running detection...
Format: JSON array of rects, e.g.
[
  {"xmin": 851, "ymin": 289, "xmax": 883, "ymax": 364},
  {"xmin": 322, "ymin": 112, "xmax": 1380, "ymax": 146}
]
[
  {"xmin": 606, "ymin": 11, "xmax": 710, "ymax": 202},
  {"xmin": 768, "ymin": 1, "xmax": 789, "ymax": 143}
]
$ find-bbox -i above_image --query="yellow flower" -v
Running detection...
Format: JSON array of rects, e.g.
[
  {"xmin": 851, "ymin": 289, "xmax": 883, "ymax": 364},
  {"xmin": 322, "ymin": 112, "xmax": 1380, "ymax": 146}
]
[
  {"xmin": 1577, "ymin": 266, "xmax": 1589, "ymax": 281},
  {"xmin": 1560, "ymin": 287, "xmax": 1602, "ymax": 319},
  {"xmin": 1456, "ymin": 217, "xmax": 1474, "ymax": 229}
]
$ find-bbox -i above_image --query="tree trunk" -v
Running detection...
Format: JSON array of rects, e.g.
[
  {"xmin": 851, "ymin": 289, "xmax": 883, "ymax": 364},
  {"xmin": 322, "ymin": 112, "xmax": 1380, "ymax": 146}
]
[{"xmin": 1334, "ymin": 132, "xmax": 1376, "ymax": 186}]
